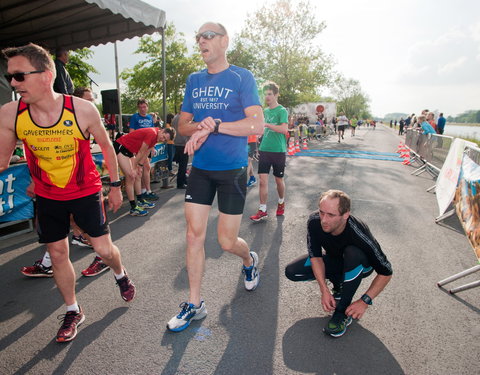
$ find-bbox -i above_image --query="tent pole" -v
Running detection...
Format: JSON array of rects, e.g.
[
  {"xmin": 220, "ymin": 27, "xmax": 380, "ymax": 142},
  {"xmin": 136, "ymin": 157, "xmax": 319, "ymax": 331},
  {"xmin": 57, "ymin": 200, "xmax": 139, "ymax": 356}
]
[
  {"xmin": 114, "ymin": 41, "xmax": 123, "ymax": 131},
  {"xmin": 162, "ymin": 27, "xmax": 167, "ymax": 125}
]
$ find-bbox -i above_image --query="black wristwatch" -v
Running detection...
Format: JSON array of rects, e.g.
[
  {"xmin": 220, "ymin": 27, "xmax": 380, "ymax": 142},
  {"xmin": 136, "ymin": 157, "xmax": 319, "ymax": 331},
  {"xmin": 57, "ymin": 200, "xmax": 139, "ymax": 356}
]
[
  {"xmin": 213, "ymin": 119, "xmax": 221, "ymax": 134},
  {"xmin": 361, "ymin": 294, "xmax": 373, "ymax": 305},
  {"xmin": 109, "ymin": 180, "xmax": 122, "ymax": 187}
]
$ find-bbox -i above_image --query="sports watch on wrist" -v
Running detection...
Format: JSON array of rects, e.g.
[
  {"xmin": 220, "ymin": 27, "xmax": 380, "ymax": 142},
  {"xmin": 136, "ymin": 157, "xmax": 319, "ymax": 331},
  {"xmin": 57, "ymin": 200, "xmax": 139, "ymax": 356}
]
[
  {"xmin": 109, "ymin": 180, "xmax": 122, "ymax": 187},
  {"xmin": 213, "ymin": 119, "xmax": 221, "ymax": 134},
  {"xmin": 361, "ymin": 293, "xmax": 373, "ymax": 305}
]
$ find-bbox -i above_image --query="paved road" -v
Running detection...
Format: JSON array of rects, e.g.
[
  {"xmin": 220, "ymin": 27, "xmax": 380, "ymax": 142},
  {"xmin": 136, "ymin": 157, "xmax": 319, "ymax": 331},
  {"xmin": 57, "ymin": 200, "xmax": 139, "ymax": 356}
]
[{"xmin": 1, "ymin": 125, "xmax": 479, "ymax": 374}]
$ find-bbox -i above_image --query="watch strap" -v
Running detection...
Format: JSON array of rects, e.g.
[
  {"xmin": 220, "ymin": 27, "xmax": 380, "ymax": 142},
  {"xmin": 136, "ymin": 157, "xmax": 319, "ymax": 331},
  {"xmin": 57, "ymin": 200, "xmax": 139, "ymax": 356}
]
[
  {"xmin": 361, "ymin": 293, "xmax": 373, "ymax": 305},
  {"xmin": 109, "ymin": 180, "xmax": 122, "ymax": 187}
]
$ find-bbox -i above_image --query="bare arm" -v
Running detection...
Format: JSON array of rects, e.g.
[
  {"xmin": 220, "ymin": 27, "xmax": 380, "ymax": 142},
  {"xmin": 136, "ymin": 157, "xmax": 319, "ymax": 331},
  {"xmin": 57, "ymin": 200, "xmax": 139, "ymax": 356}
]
[
  {"xmin": 134, "ymin": 143, "xmax": 153, "ymax": 166},
  {"xmin": 76, "ymin": 99, "xmax": 122, "ymax": 212},
  {"xmin": 311, "ymin": 257, "xmax": 336, "ymax": 312},
  {"xmin": 180, "ymin": 105, "xmax": 265, "ymax": 137},
  {"xmin": 0, "ymin": 102, "xmax": 20, "ymax": 173},
  {"xmin": 265, "ymin": 122, "xmax": 288, "ymax": 134}
]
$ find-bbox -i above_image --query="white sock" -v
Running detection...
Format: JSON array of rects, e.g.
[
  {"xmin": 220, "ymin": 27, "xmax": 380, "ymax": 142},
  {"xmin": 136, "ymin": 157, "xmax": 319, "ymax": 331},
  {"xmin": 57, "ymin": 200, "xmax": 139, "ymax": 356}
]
[
  {"xmin": 42, "ymin": 252, "xmax": 52, "ymax": 268},
  {"xmin": 114, "ymin": 270, "xmax": 125, "ymax": 280},
  {"xmin": 259, "ymin": 204, "xmax": 267, "ymax": 212},
  {"xmin": 66, "ymin": 302, "xmax": 80, "ymax": 313},
  {"xmin": 278, "ymin": 198, "xmax": 285, "ymax": 204},
  {"xmin": 141, "ymin": 188, "xmax": 147, "ymax": 194}
]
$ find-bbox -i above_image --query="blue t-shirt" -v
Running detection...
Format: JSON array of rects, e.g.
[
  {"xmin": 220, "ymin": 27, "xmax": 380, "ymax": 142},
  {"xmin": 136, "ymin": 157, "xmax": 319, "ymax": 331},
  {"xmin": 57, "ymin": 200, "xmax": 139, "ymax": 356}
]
[
  {"xmin": 421, "ymin": 121, "xmax": 436, "ymax": 135},
  {"xmin": 437, "ymin": 116, "xmax": 446, "ymax": 132},
  {"xmin": 129, "ymin": 113, "xmax": 154, "ymax": 130},
  {"xmin": 182, "ymin": 65, "xmax": 261, "ymax": 171}
]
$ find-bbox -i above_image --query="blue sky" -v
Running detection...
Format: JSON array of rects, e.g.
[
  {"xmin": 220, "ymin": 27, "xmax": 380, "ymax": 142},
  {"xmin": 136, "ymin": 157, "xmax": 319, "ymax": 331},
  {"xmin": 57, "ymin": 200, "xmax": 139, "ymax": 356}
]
[{"xmin": 88, "ymin": 0, "xmax": 480, "ymax": 117}]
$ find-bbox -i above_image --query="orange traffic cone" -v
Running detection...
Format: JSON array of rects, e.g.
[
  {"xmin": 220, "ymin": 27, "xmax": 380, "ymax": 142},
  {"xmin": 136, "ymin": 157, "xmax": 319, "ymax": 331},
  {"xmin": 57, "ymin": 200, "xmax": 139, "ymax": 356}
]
[
  {"xmin": 295, "ymin": 140, "xmax": 301, "ymax": 153},
  {"xmin": 288, "ymin": 138, "xmax": 295, "ymax": 156},
  {"xmin": 302, "ymin": 138, "xmax": 308, "ymax": 150}
]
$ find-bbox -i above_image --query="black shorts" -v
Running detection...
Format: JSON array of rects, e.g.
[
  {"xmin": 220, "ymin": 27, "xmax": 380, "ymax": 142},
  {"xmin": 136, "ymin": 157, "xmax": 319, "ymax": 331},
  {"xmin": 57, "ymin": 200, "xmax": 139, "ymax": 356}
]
[
  {"xmin": 248, "ymin": 142, "xmax": 258, "ymax": 158},
  {"xmin": 113, "ymin": 140, "xmax": 134, "ymax": 158},
  {"xmin": 185, "ymin": 166, "xmax": 247, "ymax": 215},
  {"xmin": 338, "ymin": 125, "xmax": 346, "ymax": 131},
  {"xmin": 258, "ymin": 151, "xmax": 286, "ymax": 178},
  {"xmin": 36, "ymin": 192, "xmax": 109, "ymax": 243}
]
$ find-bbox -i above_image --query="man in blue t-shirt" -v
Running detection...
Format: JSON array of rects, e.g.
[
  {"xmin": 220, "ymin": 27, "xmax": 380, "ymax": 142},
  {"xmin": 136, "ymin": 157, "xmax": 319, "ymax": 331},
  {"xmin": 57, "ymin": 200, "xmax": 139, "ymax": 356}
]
[
  {"xmin": 167, "ymin": 22, "xmax": 264, "ymax": 333},
  {"xmin": 128, "ymin": 98, "xmax": 158, "ymax": 201}
]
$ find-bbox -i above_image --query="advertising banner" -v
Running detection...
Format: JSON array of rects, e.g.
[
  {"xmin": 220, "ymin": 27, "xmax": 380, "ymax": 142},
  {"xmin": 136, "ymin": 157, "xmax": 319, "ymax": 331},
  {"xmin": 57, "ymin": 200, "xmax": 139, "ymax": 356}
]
[
  {"xmin": 436, "ymin": 138, "xmax": 469, "ymax": 216},
  {"xmin": 0, "ymin": 163, "xmax": 34, "ymax": 223},
  {"xmin": 454, "ymin": 154, "xmax": 480, "ymax": 261}
]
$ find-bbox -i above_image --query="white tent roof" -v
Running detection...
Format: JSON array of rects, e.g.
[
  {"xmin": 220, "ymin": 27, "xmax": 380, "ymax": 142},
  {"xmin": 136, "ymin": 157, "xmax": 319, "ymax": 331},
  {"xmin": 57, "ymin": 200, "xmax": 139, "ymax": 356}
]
[{"xmin": 0, "ymin": 0, "xmax": 166, "ymax": 50}]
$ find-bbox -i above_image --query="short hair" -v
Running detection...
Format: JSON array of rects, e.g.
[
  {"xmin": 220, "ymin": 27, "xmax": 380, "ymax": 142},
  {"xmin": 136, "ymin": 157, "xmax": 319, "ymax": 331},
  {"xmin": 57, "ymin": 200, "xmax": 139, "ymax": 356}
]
[
  {"xmin": 417, "ymin": 115, "xmax": 426, "ymax": 122},
  {"xmin": 439, "ymin": 113, "xmax": 443, "ymax": 117},
  {"xmin": 163, "ymin": 127, "xmax": 175, "ymax": 141},
  {"xmin": 73, "ymin": 87, "xmax": 92, "ymax": 98},
  {"xmin": 263, "ymin": 81, "xmax": 280, "ymax": 95},
  {"xmin": 166, "ymin": 113, "xmax": 175, "ymax": 124},
  {"xmin": 204, "ymin": 22, "xmax": 228, "ymax": 36},
  {"xmin": 137, "ymin": 98, "xmax": 149, "ymax": 106},
  {"xmin": 319, "ymin": 189, "xmax": 351, "ymax": 215},
  {"xmin": 2, "ymin": 43, "xmax": 56, "ymax": 77},
  {"xmin": 55, "ymin": 47, "xmax": 68, "ymax": 58}
]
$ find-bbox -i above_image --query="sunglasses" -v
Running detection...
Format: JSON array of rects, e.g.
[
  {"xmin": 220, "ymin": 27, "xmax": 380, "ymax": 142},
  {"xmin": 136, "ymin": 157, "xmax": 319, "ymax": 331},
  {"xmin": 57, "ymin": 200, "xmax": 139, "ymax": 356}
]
[
  {"xmin": 4, "ymin": 70, "xmax": 44, "ymax": 83},
  {"xmin": 195, "ymin": 30, "xmax": 225, "ymax": 43}
]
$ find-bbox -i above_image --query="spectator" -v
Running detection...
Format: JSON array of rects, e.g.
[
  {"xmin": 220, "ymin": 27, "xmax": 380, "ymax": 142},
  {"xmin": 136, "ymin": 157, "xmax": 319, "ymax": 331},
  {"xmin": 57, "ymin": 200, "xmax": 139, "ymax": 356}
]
[
  {"xmin": 172, "ymin": 112, "xmax": 189, "ymax": 189},
  {"xmin": 53, "ymin": 47, "xmax": 73, "ymax": 95},
  {"xmin": 437, "ymin": 113, "xmax": 446, "ymax": 135}
]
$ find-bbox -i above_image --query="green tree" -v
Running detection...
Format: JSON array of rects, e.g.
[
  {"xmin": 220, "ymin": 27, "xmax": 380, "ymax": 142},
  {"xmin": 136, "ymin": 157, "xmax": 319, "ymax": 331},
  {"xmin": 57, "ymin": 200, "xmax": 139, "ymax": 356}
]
[
  {"xmin": 65, "ymin": 48, "xmax": 98, "ymax": 89},
  {"xmin": 228, "ymin": 0, "xmax": 333, "ymax": 109},
  {"xmin": 332, "ymin": 76, "xmax": 371, "ymax": 119},
  {"xmin": 120, "ymin": 23, "xmax": 203, "ymax": 114}
]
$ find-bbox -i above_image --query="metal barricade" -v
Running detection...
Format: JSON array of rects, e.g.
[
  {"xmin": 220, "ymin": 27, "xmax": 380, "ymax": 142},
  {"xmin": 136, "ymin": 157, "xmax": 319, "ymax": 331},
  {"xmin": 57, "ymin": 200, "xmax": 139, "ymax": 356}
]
[{"xmin": 430, "ymin": 134, "xmax": 454, "ymax": 170}]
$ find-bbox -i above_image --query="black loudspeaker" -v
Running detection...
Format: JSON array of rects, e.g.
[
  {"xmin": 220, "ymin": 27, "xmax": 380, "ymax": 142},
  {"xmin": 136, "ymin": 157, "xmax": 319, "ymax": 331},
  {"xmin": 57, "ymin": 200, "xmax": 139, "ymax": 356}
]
[{"xmin": 101, "ymin": 89, "xmax": 119, "ymax": 114}]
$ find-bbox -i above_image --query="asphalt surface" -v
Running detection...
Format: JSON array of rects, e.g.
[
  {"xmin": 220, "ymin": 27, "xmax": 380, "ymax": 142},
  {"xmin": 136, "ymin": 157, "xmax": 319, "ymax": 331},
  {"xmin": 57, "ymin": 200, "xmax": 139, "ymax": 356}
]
[{"xmin": 1, "ymin": 124, "xmax": 479, "ymax": 375}]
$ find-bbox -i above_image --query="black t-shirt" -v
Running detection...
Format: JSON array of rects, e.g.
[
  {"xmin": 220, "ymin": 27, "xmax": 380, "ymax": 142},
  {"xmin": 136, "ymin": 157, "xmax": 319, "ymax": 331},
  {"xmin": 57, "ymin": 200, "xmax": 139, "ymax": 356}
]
[{"xmin": 307, "ymin": 211, "xmax": 393, "ymax": 276}]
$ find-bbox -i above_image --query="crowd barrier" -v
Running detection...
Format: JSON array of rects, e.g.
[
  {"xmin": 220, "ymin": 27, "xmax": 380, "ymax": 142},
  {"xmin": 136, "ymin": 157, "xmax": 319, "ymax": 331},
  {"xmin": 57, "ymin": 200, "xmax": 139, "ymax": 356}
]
[
  {"xmin": 403, "ymin": 128, "xmax": 480, "ymax": 294},
  {"xmin": 404, "ymin": 128, "xmax": 454, "ymax": 178}
]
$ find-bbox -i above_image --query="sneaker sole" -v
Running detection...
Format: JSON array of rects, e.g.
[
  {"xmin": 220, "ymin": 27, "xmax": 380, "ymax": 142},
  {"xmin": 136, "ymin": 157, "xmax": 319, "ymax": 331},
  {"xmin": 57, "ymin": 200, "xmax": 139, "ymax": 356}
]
[
  {"xmin": 21, "ymin": 271, "xmax": 53, "ymax": 278},
  {"xmin": 71, "ymin": 240, "xmax": 92, "ymax": 247},
  {"xmin": 81, "ymin": 266, "xmax": 110, "ymax": 277},
  {"xmin": 167, "ymin": 310, "xmax": 208, "ymax": 332},
  {"xmin": 323, "ymin": 317, "xmax": 353, "ymax": 338},
  {"xmin": 56, "ymin": 314, "xmax": 85, "ymax": 343},
  {"xmin": 250, "ymin": 215, "xmax": 268, "ymax": 222},
  {"xmin": 129, "ymin": 212, "xmax": 148, "ymax": 216},
  {"xmin": 245, "ymin": 252, "xmax": 260, "ymax": 291}
]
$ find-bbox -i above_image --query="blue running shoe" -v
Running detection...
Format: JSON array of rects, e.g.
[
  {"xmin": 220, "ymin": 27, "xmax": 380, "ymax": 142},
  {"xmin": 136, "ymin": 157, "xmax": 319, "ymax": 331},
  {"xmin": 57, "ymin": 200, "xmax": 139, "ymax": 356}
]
[
  {"xmin": 167, "ymin": 301, "xmax": 207, "ymax": 332},
  {"xmin": 137, "ymin": 200, "xmax": 155, "ymax": 209},
  {"xmin": 324, "ymin": 311, "xmax": 353, "ymax": 337},
  {"xmin": 129, "ymin": 206, "xmax": 148, "ymax": 216},
  {"xmin": 243, "ymin": 251, "xmax": 259, "ymax": 291},
  {"xmin": 141, "ymin": 191, "xmax": 159, "ymax": 201},
  {"xmin": 247, "ymin": 176, "xmax": 257, "ymax": 187}
]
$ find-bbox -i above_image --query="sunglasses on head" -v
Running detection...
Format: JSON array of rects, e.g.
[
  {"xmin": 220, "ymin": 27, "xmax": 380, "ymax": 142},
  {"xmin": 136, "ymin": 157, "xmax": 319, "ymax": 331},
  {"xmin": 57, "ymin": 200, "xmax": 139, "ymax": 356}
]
[
  {"xmin": 4, "ymin": 70, "xmax": 44, "ymax": 83},
  {"xmin": 195, "ymin": 30, "xmax": 225, "ymax": 43}
]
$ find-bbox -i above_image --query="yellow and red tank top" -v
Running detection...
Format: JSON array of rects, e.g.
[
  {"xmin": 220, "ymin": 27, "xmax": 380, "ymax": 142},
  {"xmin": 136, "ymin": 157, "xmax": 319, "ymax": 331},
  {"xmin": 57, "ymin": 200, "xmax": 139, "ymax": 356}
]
[{"xmin": 15, "ymin": 95, "xmax": 102, "ymax": 200}]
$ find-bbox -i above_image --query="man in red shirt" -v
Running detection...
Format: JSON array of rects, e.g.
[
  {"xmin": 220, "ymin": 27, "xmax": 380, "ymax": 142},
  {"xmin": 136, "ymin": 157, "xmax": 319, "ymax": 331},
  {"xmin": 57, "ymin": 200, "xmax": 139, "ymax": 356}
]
[{"xmin": 114, "ymin": 127, "xmax": 174, "ymax": 216}]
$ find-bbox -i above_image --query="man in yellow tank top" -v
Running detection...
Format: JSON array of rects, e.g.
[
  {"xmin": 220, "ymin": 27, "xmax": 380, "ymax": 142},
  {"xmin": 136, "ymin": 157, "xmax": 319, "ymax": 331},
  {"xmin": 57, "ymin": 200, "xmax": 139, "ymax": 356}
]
[{"xmin": 0, "ymin": 43, "xmax": 136, "ymax": 343}]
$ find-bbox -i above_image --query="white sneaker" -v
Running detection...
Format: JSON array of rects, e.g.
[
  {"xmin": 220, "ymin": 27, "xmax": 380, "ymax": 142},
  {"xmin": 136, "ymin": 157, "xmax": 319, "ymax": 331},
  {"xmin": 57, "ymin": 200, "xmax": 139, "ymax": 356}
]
[
  {"xmin": 167, "ymin": 301, "xmax": 207, "ymax": 332},
  {"xmin": 243, "ymin": 251, "xmax": 260, "ymax": 291}
]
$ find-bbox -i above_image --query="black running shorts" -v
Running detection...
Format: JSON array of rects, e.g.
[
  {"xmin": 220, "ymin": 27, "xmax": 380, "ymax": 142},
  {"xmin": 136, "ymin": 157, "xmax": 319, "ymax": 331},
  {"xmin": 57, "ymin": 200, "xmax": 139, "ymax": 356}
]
[
  {"xmin": 184, "ymin": 166, "xmax": 247, "ymax": 215},
  {"xmin": 258, "ymin": 151, "xmax": 286, "ymax": 178},
  {"xmin": 36, "ymin": 191, "xmax": 110, "ymax": 243},
  {"xmin": 113, "ymin": 140, "xmax": 134, "ymax": 158}
]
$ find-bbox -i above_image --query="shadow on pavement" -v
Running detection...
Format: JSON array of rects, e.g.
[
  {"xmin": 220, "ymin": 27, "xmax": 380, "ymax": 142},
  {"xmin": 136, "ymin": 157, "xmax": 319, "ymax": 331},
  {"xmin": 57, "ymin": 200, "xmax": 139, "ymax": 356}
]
[
  {"xmin": 282, "ymin": 317, "xmax": 404, "ymax": 374},
  {"xmin": 12, "ymin": 307, "xmax": 128, "ymax": 375}
]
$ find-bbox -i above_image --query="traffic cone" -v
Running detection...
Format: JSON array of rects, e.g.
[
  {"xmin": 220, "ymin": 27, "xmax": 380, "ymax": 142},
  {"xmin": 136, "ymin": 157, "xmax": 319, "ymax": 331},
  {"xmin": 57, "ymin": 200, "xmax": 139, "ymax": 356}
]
[
  {"xmin": 396, "ymin": 142, "xmax": 404, "ymax": 153},
  {"xmin": 295, "ymin": 140, "xmax": 301, "ymax": 153},
  {"xmin": 302, "ymin": 138, "xmax": 308, "ymax": 150},
  {"xmin": 288, "ymin": 138, "xmax": 295, "ymax": 156}
]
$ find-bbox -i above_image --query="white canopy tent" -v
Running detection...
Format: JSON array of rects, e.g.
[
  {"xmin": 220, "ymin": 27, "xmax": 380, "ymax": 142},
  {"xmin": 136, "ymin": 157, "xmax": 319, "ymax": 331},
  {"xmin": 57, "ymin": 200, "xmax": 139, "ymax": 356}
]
[{"xmin": 0, "ymin": 0, "xmax": 167, "ymax": 120}]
